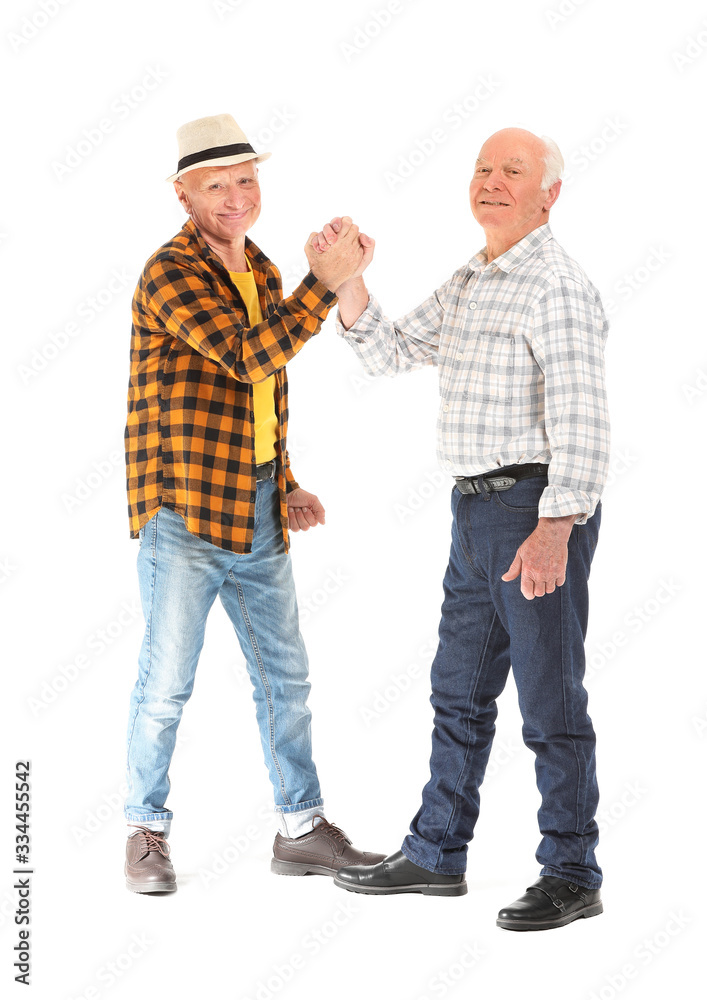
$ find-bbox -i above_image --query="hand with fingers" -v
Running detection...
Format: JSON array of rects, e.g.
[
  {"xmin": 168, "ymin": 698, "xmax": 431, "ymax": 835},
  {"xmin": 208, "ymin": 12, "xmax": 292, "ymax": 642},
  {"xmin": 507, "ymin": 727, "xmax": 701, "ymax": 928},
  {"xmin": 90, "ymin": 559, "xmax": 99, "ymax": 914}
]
[
  {"xmin": 501, "ymin": 514, "xmax": 576, "ymax": 600},
  {"xmin": 286, "ymin": 487, "xmax": 326, "ymax": 533},
  {"xmin": 306, "ymin": 216, "xmax": 375, "ymax": 287}
]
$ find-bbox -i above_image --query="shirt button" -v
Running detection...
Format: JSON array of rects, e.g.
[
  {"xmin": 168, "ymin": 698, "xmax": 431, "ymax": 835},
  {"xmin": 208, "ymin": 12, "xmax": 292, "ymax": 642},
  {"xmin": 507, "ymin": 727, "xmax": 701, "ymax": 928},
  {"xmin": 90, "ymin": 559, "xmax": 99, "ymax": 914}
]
[
  {"xmin": 468, "ymin": 301, "xmax": 477, "ymax": 310},
  {"xmin": 456, "ymin": 352, "xmax": 463, "ymax": 360},
  {"xmin": 443, "ymin": 404, "xmax": 449, "ymax": 412}
]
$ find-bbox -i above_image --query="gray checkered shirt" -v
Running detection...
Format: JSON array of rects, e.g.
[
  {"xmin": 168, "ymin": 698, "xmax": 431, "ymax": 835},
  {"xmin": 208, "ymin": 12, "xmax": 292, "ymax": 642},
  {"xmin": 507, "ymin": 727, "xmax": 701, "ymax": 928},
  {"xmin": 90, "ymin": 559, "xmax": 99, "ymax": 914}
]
[{"xmin": 336, "ymin": 224, "xmax": 609, "ymax": 523}]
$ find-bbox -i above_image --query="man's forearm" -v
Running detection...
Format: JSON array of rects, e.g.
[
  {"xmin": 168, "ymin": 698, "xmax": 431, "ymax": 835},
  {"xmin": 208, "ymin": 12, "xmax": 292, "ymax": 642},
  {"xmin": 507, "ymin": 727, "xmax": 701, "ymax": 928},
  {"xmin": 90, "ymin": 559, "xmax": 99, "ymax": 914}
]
[{"xmin": 336, "ymin": 276, "xmax": 370, "ymax": 329}]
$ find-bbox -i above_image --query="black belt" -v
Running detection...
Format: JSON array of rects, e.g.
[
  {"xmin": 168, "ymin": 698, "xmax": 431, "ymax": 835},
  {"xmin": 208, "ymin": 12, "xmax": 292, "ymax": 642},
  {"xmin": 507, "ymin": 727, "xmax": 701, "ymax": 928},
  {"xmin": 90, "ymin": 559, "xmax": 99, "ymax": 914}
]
[
  {"xmin": 255, "ymin": 460, "xmax": 277, "ymax": 481},
  {"xmin": 454, "ymin": 462, "xmax": 548, "ymax": 495}
]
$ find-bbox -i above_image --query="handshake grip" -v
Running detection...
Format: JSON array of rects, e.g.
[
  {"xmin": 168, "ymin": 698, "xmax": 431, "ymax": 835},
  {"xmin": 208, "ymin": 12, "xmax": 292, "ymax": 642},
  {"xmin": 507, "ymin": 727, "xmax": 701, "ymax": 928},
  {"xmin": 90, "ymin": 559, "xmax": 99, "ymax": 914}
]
[{"xmin": 304, "ymin": 216, "xmax": 375, "ymax": 294}]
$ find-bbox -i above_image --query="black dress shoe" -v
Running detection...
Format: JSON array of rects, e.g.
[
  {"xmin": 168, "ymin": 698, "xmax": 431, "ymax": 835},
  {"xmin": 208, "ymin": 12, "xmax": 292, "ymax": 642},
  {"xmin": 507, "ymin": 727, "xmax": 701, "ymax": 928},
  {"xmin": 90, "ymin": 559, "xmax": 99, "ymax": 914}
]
[
  {"xmin": 333, "ymin": 850, "xmax": 467, "ymax": 896},
  {"xmin": 497, "ymin": 875, "xmax": 602, "ymax": 930}
]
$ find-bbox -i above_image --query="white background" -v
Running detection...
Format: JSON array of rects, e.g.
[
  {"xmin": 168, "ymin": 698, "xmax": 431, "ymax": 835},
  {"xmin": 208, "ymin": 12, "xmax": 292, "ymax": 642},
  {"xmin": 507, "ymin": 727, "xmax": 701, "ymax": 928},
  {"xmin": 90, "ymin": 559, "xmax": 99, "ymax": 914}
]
[{"xmin": 3, "ymin": 0, "xmax": 705, "ymax": 997}]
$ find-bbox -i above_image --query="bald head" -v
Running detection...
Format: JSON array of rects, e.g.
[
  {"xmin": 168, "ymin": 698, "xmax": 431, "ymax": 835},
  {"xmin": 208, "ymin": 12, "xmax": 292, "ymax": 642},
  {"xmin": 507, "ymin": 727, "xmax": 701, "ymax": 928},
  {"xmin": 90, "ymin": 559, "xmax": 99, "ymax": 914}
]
[
  {"xmin": 480, "ymin": 128, "xmax": 564, "ymax": 190},
  {"xmin": 469, "ymin": 128, "xmax": 564, "ymax": 260}
]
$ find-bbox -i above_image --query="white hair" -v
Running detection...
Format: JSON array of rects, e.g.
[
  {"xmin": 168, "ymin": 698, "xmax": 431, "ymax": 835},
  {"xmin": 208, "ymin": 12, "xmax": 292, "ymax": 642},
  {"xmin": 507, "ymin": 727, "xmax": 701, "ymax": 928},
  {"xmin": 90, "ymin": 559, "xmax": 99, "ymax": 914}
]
[{"xmin": 539, "ymin": 135, "xmax": 564, "ymax": 190}]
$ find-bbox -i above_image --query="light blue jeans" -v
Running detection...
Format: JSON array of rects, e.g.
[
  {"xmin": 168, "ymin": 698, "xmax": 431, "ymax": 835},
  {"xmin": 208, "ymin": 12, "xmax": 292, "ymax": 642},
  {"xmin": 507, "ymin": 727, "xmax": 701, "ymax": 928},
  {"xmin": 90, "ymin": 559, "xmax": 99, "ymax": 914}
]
[{"xmin": 124, "ymin": 479, "xmax": 324, "ymax": 838}]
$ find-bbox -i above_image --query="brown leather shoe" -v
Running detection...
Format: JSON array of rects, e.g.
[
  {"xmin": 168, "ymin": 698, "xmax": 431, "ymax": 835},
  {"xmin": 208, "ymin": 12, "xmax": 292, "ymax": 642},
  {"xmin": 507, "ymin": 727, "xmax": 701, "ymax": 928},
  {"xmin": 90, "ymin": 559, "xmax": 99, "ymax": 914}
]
[
  {"xmin": 125, "ymin": 827, "xmax": 177, "ymax": 893},
  {"xmin": 271, "ymin": 817, "xmax": 386, "ymax": 876}
]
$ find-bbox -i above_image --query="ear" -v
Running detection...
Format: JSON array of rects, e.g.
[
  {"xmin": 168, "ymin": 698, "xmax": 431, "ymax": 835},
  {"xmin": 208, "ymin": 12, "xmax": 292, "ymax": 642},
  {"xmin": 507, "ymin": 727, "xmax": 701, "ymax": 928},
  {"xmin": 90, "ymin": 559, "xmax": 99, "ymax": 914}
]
[
  {"xmin": 542, "ymin": 179, "xmax": 562, "ymax": 213},
  {"xmin": 174, "ymin": 180, "xmax": 190, "ymax": 213}
]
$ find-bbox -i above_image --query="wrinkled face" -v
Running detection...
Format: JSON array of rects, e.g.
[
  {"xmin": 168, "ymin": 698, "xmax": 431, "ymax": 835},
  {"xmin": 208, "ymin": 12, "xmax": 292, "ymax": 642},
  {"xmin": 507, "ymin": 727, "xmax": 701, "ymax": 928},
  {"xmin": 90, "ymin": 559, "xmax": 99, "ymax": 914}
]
[
  {"xmin": 174, "ymin": 160, "xmax": 261, "ymax": 241},
  {"xmin": 469, "ymin": 130, "xmax": 557, "ymax": 238}
]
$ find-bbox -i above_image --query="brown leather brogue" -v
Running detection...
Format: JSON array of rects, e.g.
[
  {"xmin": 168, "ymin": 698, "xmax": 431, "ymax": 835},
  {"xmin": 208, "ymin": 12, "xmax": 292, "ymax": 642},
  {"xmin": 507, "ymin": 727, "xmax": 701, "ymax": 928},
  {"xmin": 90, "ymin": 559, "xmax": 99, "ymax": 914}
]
[
  {"xmin": 125, "ymin": 827, "xmax": 177, "ymax": 893},
  {"xmin": 271, "ymin": 817, "xmax": 386, "ymax": 876}
]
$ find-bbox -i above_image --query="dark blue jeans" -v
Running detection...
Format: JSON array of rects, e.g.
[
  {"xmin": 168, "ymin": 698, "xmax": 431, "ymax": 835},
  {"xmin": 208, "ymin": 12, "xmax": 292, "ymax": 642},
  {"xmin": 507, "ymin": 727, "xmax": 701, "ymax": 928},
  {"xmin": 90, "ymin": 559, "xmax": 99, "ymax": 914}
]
[{"xmin": 401, "ymin": 477, "xmax": 602, "ymax": 889}]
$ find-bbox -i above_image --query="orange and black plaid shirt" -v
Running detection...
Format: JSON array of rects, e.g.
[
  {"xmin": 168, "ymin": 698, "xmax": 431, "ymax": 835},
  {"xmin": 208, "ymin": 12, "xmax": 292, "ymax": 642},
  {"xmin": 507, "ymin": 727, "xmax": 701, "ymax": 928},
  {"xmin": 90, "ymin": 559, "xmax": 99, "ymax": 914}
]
[{"xmin": 125, "ymin": 218, "xmax": 336, "ymax": 553}]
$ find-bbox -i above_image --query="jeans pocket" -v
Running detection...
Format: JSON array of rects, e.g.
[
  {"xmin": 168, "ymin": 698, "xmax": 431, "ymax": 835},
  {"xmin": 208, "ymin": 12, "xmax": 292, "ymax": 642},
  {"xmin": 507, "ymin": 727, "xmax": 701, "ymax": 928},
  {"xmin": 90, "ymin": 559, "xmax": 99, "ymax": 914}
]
[{"xmin": 491, "ymin": 478, "xmax": 546, "ymax": 513}]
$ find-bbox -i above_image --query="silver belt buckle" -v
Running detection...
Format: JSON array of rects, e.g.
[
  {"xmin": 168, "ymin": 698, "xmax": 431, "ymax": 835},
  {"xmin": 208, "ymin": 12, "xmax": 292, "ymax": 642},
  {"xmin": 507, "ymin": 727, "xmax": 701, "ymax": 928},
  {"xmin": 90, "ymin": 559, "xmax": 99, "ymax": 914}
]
[{"xmin": 487, "ymin": 476, "xmax": 516, "ymax": 491}]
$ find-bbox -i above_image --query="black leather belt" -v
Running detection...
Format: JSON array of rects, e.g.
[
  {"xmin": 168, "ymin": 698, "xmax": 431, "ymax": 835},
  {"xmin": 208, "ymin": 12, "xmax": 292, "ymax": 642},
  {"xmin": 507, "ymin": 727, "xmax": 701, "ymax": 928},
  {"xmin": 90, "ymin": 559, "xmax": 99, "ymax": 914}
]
[
  {"xmin": 255, "ymin": 460, "xmax": 276, "ymax": 481},
  {"xmin": 454, "ymin": 462, "xmax": 548, "ymax": 495}
]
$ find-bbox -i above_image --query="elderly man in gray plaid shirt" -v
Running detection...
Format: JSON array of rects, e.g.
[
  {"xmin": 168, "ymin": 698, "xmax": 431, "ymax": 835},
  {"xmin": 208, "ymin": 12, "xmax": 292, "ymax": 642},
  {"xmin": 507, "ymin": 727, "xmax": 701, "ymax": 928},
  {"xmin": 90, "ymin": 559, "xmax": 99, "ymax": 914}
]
[{"xmin": 313, "ymin": 128, "xmax": 610, "ymax": 931}]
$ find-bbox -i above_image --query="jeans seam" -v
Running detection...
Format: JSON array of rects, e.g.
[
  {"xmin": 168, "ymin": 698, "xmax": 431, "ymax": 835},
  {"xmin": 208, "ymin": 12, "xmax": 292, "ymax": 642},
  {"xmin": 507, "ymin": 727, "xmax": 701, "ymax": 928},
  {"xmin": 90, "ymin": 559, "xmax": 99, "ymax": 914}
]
[
  {"xmin": 126, "ymin": 513, "xmax": 157, "ymax": 789},
  {"xmin": 560, "ymin": 543, "xmax": 590, "ymax": 867},
  {"xmin": 456, "ymin": 492, "xmax": 485, "ymax": 580},
  {"xmin": 234, "ymin": 579, "xmax": 291, "ymax": 805},
  {"xmin": 432, "ymin": 608, "xmax": 500, "ymax": 869}
]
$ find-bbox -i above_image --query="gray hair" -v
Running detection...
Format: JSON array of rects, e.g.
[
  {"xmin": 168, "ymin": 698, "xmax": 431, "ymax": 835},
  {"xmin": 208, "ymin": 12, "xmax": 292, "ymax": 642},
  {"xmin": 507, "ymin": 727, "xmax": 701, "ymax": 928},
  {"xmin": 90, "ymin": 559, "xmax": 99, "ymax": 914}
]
[{"xmin": 539, "ymin": 135, "xmax": 564, "ymax": 190}]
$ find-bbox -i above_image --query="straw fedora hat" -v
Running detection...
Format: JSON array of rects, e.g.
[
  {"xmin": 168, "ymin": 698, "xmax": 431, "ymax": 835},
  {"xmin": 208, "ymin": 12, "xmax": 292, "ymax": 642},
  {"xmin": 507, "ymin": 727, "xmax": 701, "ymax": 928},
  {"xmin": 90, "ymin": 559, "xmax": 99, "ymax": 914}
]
[{"xmin": 165, "ymin": 113, "xmax": 271, "ymax": 182}]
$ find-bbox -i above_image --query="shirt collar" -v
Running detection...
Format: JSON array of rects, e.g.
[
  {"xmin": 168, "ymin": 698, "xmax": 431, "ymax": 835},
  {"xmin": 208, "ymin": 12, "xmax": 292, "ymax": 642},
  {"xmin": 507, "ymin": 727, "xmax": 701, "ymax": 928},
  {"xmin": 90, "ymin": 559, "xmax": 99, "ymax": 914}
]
[
  {"xmin": 469, "ymin": 222, "xmax": 553, "ymax": 274},
  {"xmin": 182, "ymin": 217, "xmax": 271, "ymax": 272}
]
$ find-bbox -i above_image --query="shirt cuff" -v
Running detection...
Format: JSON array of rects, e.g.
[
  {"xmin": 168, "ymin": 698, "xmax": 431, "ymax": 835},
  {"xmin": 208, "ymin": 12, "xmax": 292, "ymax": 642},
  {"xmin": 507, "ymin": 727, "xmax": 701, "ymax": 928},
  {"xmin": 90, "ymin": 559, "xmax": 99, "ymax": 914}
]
[
  {"xmin": 538, "ymin": 486, "xmax": 599, "ymax": 525},
  {"xmin": 291, "ymin": 271, "xmax": 338, "ymax": 319},
  {"xmin": 335, "ymin": 294, "xmax": 376, "ymax": 339}
]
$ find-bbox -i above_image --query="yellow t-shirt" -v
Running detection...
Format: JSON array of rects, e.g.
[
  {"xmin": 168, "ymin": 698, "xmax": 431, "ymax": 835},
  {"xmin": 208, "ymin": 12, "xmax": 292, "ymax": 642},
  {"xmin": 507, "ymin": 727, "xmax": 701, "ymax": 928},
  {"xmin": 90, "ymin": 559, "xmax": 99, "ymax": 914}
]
[{"xmin": 229, "ymin": 264, "xmax": 278, "ymax": 464}]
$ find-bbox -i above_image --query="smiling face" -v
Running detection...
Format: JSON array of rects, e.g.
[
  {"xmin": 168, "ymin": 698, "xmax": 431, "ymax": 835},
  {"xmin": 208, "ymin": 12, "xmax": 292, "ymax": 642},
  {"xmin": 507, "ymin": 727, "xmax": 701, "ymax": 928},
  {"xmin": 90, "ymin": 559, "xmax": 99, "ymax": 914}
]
[
  {"xmin": 469, "ymin": 129, "xmax": 560, "ymax": 253},
  {"xmin": 174, "ymin": 160, "xmax": 261, "ymax": 245}
]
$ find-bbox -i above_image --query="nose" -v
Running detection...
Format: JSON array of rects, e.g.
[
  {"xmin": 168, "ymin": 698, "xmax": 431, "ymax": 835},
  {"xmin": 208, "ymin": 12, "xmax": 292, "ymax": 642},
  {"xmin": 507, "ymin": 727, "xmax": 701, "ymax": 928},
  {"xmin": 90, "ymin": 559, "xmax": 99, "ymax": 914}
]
[
  {"xmin": 223, "ymin": 185, "xmax": 249, "ymax": 208},
  {"xmin": 482, "ymin": 169, "xmax": 504, "ymax": 190}
]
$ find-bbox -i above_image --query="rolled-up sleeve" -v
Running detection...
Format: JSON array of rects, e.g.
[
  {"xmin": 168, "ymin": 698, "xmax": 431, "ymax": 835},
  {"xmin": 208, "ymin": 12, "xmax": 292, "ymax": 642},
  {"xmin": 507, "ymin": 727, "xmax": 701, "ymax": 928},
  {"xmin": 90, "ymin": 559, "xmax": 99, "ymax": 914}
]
[{"xmin": 531, "ymin": 275, "xmax": 610, "ymax": 523}]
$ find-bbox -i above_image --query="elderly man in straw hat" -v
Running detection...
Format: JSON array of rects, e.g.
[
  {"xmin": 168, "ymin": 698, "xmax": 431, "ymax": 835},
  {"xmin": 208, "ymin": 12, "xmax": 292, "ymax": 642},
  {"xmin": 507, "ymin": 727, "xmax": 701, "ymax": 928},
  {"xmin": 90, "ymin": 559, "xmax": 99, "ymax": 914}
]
[
  {"xmin": 314, "ymin": 128, "xmax": 610, "ymax": 931},
  {"xmin": 123, "ymin": 114, "xmax": 381, "ymax": 893}
]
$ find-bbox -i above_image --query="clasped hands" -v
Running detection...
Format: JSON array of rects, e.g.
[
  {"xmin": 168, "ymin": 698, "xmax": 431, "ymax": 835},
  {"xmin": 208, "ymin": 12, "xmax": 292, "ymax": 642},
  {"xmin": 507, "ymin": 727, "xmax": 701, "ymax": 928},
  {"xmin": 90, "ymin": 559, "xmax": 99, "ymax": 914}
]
[
  {"xmin": 304, "ymin": 216, "xmax": 375, "ymax": 293},
  {"xmin": 304, "ymin": 218, "xmax": 575, "ymax": 599}
]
